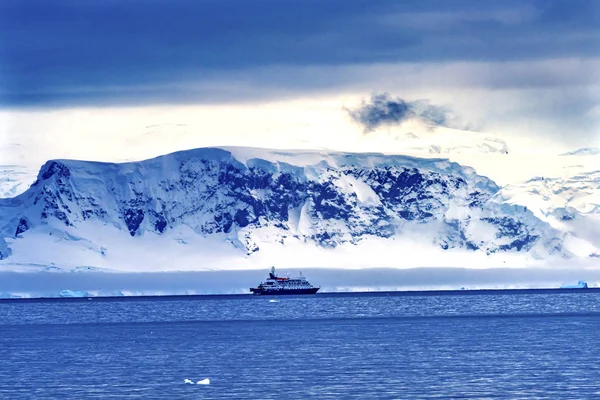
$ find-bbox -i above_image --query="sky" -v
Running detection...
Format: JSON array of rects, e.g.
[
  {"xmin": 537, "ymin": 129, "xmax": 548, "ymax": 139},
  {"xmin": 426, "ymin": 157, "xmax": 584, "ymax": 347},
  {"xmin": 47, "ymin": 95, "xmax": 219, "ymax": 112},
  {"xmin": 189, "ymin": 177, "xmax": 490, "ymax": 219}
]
[{"xmin": 0, "ymin": 0, "xmax": 599, "ymax": 176}]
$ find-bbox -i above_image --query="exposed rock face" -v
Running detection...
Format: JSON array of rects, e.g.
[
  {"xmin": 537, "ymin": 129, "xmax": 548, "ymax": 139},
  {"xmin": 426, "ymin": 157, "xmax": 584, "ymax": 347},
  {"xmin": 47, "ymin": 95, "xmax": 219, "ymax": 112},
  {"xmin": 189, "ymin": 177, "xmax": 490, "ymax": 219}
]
[{"xmin": 0, "ymin": 147, "xmax": 569, "ymax": 266}]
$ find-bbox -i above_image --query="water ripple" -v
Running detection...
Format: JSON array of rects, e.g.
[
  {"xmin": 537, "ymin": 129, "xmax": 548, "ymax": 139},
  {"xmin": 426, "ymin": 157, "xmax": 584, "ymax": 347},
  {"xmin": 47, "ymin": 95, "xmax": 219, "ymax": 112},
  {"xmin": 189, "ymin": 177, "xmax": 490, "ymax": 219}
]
[{"xmin": 1, "ymin": 292, "xmax": 599, "ymax": 398}]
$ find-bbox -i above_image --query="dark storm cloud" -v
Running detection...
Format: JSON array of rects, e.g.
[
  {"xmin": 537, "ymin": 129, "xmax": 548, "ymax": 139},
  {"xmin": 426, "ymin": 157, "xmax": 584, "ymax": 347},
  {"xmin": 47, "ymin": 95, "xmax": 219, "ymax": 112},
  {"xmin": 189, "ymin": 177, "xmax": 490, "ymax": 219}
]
[
  {"xmin": 347, "ymin": 93, "xmax": 464, "ymax": 132},
  {"xmin": 0, "ymin": 0, "xmax": 598, "ymax": 107}
]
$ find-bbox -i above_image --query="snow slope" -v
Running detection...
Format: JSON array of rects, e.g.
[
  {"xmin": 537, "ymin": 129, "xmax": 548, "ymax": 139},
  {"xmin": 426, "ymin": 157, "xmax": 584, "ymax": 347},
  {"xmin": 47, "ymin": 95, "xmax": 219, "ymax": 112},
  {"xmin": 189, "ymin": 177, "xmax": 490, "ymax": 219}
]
[{"xmin": 0, "ymin": 146, "xmax": 584, "ymax": 272}]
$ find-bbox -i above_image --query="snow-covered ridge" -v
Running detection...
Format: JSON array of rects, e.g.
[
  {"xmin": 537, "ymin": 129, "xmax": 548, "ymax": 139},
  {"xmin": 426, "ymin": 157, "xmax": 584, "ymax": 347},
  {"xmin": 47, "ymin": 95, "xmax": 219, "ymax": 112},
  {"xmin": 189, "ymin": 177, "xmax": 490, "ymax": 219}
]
[{"xmin": 0, "ymin": 146, "xmax": 579, "ymax": 272}]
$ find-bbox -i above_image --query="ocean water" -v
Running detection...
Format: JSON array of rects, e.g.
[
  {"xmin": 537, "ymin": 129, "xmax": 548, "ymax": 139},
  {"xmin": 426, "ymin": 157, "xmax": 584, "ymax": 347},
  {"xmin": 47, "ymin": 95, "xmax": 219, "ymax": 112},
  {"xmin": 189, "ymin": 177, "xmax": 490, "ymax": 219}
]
[{"xmin": 1, "ymin": 291, "xmax": 600, "ymax": 399}]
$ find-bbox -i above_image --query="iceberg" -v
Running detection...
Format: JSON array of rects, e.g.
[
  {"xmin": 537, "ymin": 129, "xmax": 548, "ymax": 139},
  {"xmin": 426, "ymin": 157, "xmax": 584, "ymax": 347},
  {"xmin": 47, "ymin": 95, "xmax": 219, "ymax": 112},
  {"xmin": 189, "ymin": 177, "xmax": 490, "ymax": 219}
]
[
  {"xmin": 559, "ymin": 280, "xmax": 588, "ymax": 289},
  {"xmin": 59, "ymin": 289, "xmax": 91, "ymax": 297}
]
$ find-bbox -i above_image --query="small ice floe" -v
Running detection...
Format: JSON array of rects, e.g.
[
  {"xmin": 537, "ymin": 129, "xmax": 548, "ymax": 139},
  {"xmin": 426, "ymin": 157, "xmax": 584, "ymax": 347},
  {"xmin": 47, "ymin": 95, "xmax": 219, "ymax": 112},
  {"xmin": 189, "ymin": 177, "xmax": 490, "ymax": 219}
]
[
  {"xmin": 184, "ymin": 378, "xmax": 210, "ymax": 385},
  {"xmin": 269, "ymin": 299, "xmax": 279, "ymax": 303}
]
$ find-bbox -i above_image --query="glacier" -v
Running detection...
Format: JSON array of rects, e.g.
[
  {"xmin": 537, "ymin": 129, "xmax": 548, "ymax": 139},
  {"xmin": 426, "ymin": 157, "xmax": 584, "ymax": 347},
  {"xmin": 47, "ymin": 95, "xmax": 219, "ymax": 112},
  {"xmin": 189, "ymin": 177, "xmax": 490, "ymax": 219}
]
[{"xmin": 0, "ymin": 146, "xmax": 589, "ymax": 273}]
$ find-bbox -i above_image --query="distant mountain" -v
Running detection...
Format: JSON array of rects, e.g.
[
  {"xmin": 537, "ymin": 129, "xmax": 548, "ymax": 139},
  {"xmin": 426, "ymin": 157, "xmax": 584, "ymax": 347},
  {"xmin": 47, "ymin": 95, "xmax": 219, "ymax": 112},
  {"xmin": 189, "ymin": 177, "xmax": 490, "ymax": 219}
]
[
  {"xmin": 0, "ymin": 165, "xmax": 36, "ymax": 198},
  {"xmin": 496, "ymin": 171, "xmax": 600, "ymax": 257},
  {"xmin": 367, "ymin": 120, "xmax": 511, "ymax": 156},
  {"xmin": 559, "ymin": 148, "xmax": 600, "ymax": 157},
  {"xmin": 0, "ymin": 146, "xmax": 576, "ymax": 272}
]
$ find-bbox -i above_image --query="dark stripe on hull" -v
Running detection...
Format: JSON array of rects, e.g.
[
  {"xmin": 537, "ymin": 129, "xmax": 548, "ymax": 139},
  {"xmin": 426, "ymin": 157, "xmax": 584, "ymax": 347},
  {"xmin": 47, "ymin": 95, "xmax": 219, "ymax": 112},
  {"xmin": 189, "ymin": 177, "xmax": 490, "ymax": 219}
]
[{"xmin": 250, "ymin": 288, "xmax": 320, "ymax": 295}]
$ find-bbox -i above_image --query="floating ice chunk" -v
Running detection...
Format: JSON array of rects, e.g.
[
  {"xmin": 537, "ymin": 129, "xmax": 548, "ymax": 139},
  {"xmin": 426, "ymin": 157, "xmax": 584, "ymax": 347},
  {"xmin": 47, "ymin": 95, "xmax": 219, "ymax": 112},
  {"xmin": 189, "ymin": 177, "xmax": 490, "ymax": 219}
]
[
  {"xmin": 184, "ymin": 379, "xmax": 194, "ymax": 384},
  {"xmin": 269, "ymin": 299, "xmax": 279, "ymax": 303},
  {"xmin": 197, "ymin": 378, "xmax": 210, "ymax": 385},
  {"xmin": 559, "ymin": 280, "xmax": 588, "ymax": 289}
]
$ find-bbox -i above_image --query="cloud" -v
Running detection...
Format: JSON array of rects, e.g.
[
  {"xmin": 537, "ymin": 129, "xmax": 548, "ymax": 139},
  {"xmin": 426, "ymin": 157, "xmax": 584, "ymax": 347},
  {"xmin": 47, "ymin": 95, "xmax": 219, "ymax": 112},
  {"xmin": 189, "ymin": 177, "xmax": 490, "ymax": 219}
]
[
  {"xmin": 0, "ymin": 0, "xmax": 598, "ymax": 151},
  {"xmin": 0, "ymin": 0, "xmax": 598, "ymax": 107},
  {"xmin": 347, "ymin": 93, "xmax": 467, "ymax": 132}
]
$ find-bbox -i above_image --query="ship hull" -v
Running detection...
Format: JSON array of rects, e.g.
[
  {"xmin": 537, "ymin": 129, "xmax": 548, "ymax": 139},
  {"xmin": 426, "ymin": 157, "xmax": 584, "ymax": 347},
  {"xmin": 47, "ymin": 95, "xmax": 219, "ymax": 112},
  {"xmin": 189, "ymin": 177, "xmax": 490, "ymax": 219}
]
[{"xmin": 250, "ymin": 287, "xmax": 320, "ymax": 295}]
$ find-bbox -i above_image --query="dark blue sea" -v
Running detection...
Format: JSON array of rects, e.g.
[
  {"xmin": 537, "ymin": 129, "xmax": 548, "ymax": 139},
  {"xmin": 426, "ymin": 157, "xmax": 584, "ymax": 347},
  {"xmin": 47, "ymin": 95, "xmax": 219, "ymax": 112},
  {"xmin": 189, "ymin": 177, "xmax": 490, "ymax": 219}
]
[{"xmin": 2, "ymin": 290, "xmax": 600, "ymax": 399}]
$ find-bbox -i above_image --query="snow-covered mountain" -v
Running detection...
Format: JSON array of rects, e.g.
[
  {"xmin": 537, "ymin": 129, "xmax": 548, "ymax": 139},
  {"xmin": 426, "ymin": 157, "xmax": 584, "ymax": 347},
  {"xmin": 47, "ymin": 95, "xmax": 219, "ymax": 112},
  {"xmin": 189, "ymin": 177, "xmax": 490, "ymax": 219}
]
[
  {"xmin": 343, "ymin": 121, "xmax": 598, "ymax": 187},
  {"xmin": 0, "ymin": 146, "xmax": 584, "ymax": 272},
  {"xmin": 496, "ymin": 170, "xmax": 600, "ymax": 256},
  {"xmin": 491, "ymin": 146, "xmax": 599, "ymax": 257},
  {"xmin": 0, "ymin": 165, "xmax": 37, "ymax": 198},
  {"xmin": 381, "ymin": 126, "xmax": 510, "ymax": 156}
]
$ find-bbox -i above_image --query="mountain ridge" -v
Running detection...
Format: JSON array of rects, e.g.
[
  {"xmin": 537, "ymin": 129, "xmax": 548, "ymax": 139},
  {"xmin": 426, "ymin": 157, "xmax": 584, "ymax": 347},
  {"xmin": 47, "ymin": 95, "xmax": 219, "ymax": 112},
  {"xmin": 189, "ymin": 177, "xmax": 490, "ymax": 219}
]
[{"xmin": 0, "ymin": 146, "xmax": 585, "ymax": 272}]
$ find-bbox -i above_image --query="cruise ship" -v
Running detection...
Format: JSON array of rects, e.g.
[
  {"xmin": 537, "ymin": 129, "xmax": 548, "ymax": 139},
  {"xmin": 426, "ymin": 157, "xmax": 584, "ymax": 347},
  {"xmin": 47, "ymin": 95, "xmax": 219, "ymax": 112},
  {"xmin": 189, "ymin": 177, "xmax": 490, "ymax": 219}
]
[{"xmin": 250, "ymin": 267, "xmax": 320, "ymax": 295}]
